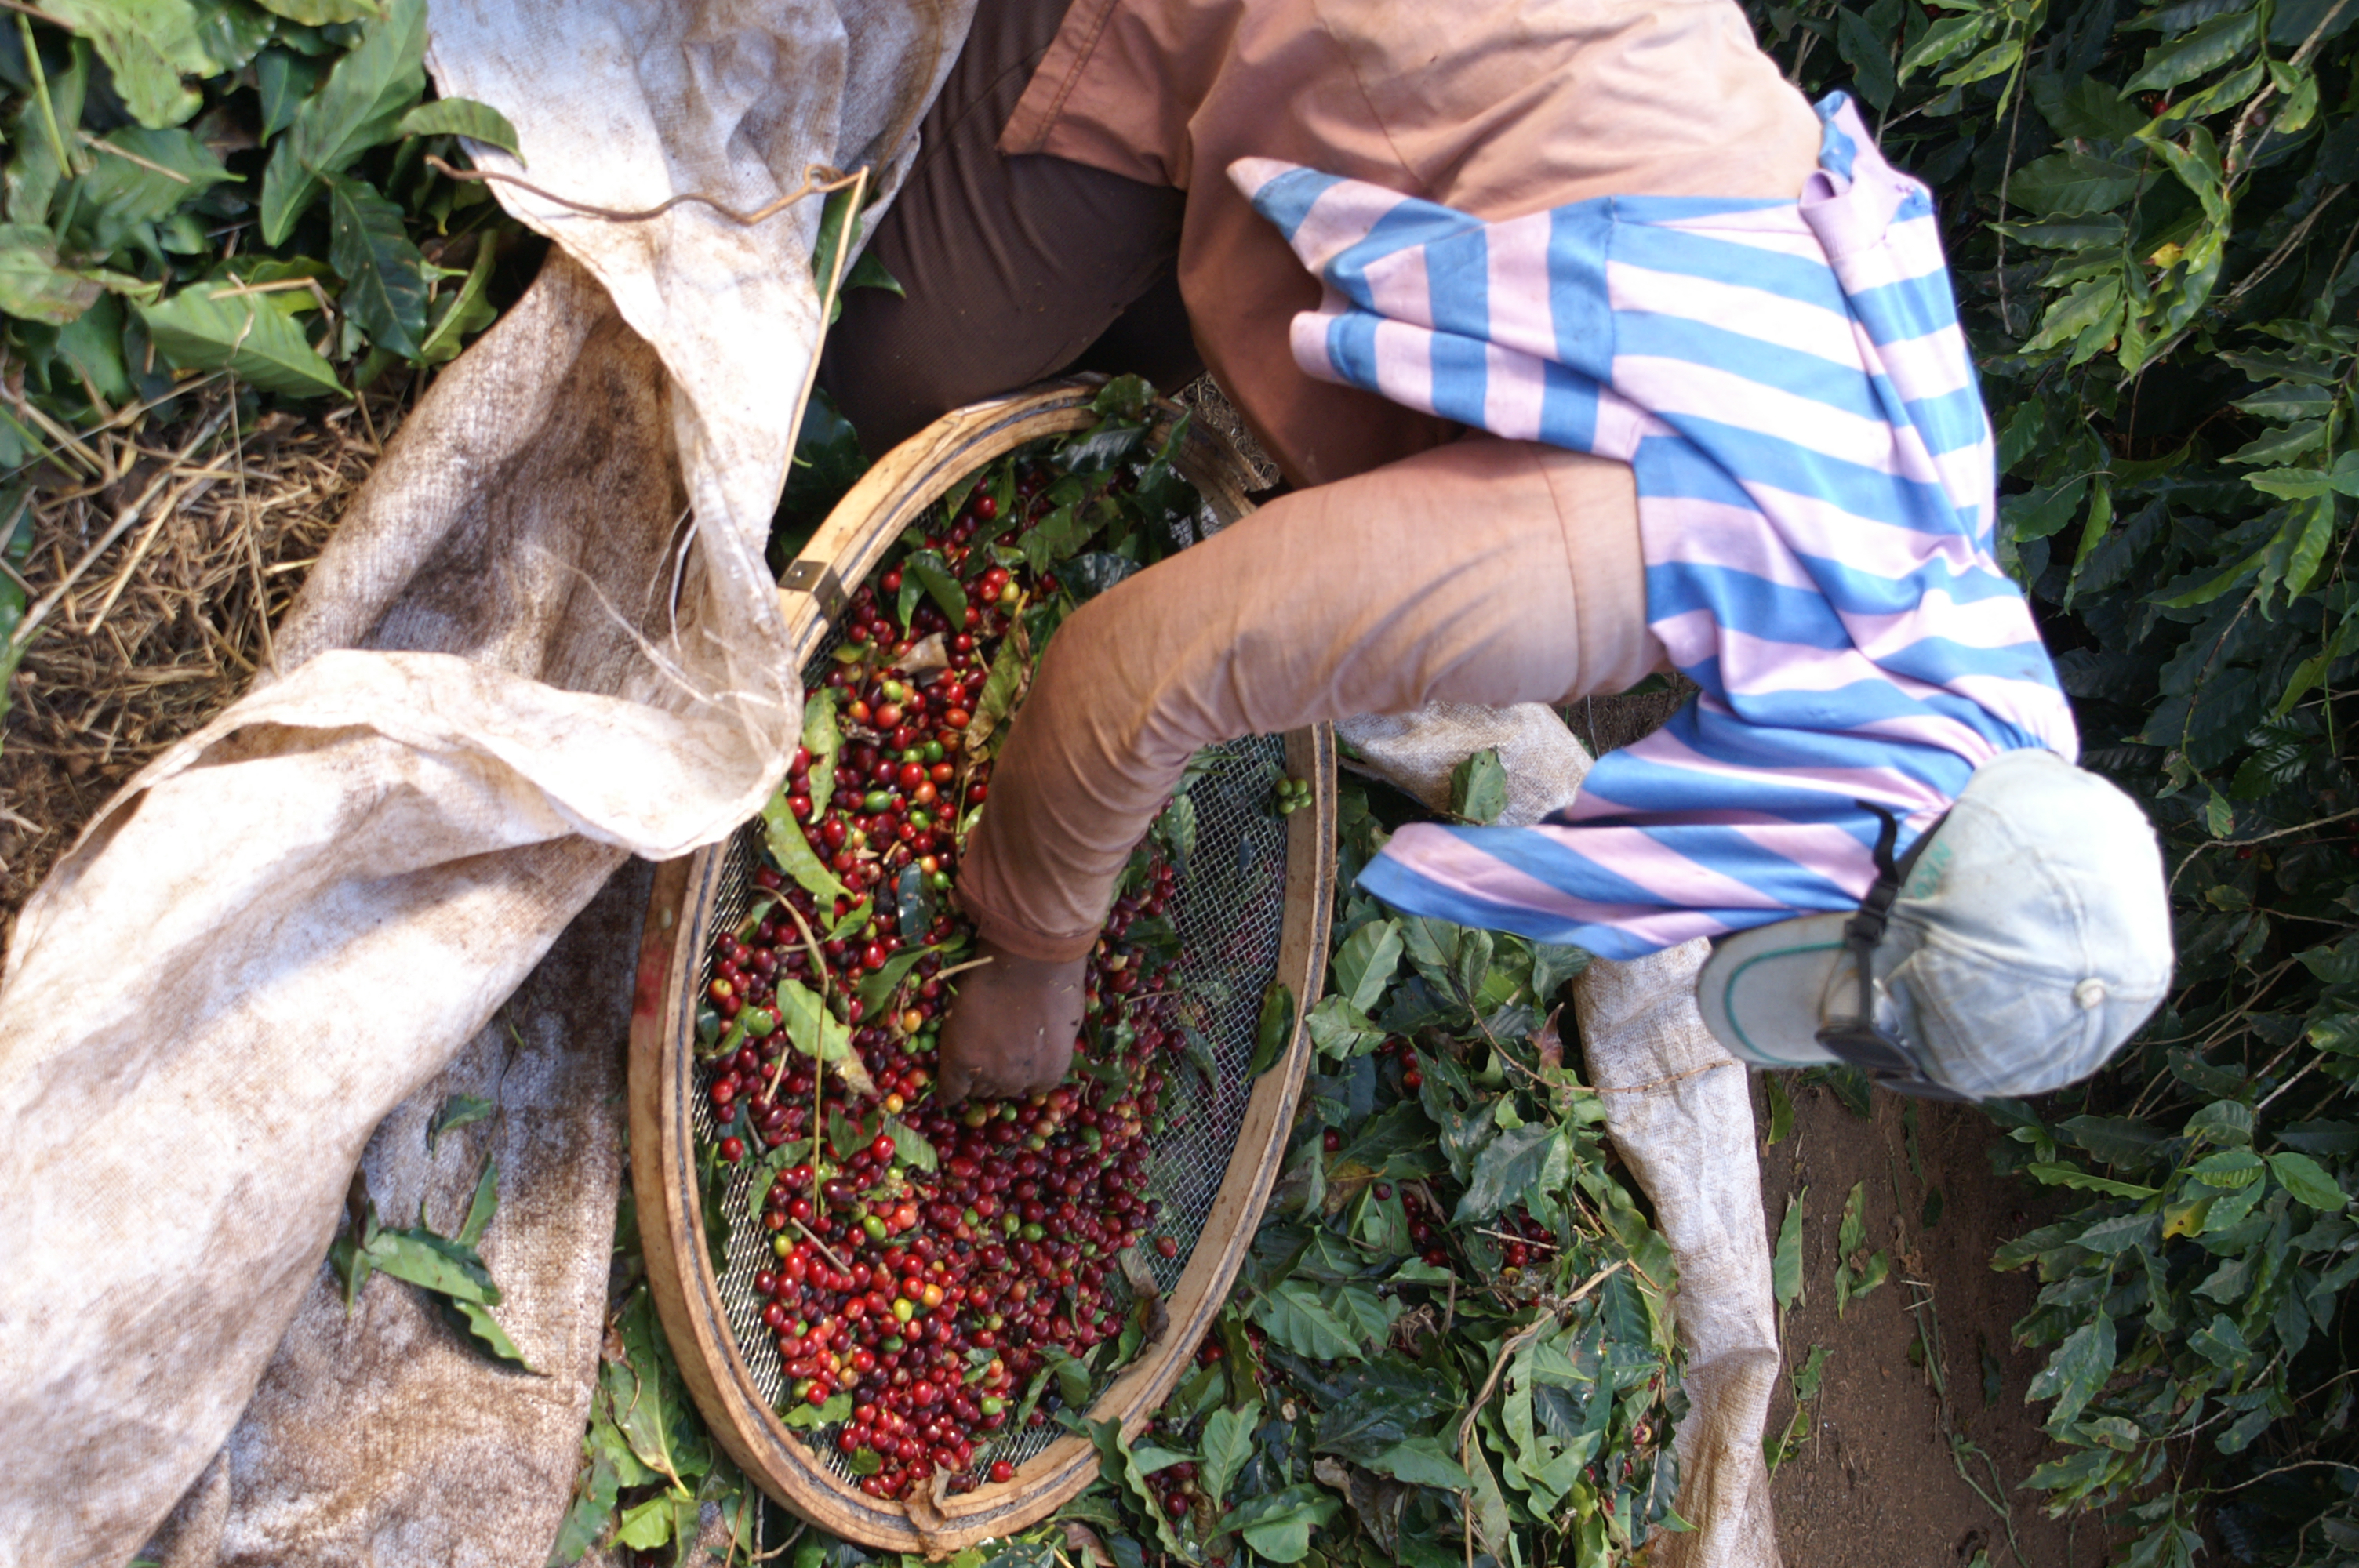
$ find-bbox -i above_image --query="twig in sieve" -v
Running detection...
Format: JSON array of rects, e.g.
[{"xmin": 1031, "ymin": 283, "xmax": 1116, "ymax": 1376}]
[
  {"xmin": 929, "ymin": 954, "xmax": 996, "ymax": 983},
  {"xmin": 789, "ymin": 1214, "xmax": 852, "ymax": 1277},
  {"xmin": 423, "ymin": 154, "xmax": 865, "ymax": 229},
  {"xmin": 765, "ymin": 897, "xmax": 834, "ymax": 1105}
]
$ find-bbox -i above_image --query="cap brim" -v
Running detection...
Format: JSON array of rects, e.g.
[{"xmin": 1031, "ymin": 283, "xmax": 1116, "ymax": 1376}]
[{"xmin": 1697, "ymin": 915, "xmax": 1854, "ymax": 1069}]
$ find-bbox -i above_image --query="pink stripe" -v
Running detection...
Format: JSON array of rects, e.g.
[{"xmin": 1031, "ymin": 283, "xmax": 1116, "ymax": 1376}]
[
  {"xmin": 1365, "ymin": 245, "xmax": 1432, "ymax": 332},
  {"xmin": 1564, "ymin": 785, "xmax": 1940, "ymax": 896},
  {"xmin": 1608, "ymin": 263, "xmax": 1863, "ymax": 369},
  {"xmin": 1843, "ymin": 591, "xmax": 2045, "ymax": 659},
  {"xmin": 1383, "ymin": 827, "xmax": 1743, "ymax": 948},
  {"xmin": 1946, "ymin": 677, "xmax": 2080, "ymax": 757},
  {"xmin": 1617, "ymin": 717, "xmax": 1957, "ymax": 815},
  {"xmin": 1480, "ymin": 211, "xmax": 1563, "ymax": 368},
  {"xmin": 1289, "ymin": 181, "xmax": 1403, "ymax": 274},
  {"xmin": 1649, "ymin": 605, "xmax": 1721, "ymax": 670},
  {"xmin": 1615, "ymin": 357, "xmax": 1932, "ymax": 481},
  {"xmin": 1528, "ymin": 824, "xmax": 1793, "ymax": 911},
  {"xmin": 1289, "ymin": 307, "xmax": 1350, "ymax": 388},
  {"xmin": 1653, "ymin": 205, "xmax": 1815, "ymax": 239},
  {"xmin": 1371, "ymin": 320, "xmax": 1434, "ymax": 416},
  {"xmin": 1481, "ymin": 343, "xmax": 1547, "ymax": 443},
  {"xmin": 1637, "ymin": 494, "xmax": 1823, "ymax": 593},
  {"xmin": 1722, "ymin": 478, "xmax": 1992, "ymax": 583},
  {"xmin": 1867, "ymin": 321, "xmax": 1975, "ymax": 401}
]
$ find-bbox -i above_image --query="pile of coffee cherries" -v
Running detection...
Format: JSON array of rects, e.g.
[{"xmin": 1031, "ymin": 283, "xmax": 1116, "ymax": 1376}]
[{"xmin": 698, "ymin": 452, "xmax": 1199, "ymax": 1503}]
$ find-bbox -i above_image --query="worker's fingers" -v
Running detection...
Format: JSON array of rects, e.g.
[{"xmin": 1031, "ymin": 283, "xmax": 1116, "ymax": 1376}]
[{"xmin": 934, "ymin": 941, "xmax": 1086, "ymax": 1106}]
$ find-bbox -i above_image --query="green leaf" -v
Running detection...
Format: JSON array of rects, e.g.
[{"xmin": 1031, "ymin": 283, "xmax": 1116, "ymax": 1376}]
[
  {"xmin": 1253, "ymin": 1279, "xmax": 1368, "ymax": 1361},
  {"xmin": 1835, "ymin": 8, "xmax": 1898, "ymax": 111},
  {"xmin": 257, "ymin": 0, "xmax": 427, "ymax": 245},
  {"xmin": 2023, "ymin": 1163, "xmax": 2160, "ymax": 1200},
  {"xmin": 2007, "ymin": 152, "xmax": 2146, "ymax": 217},
  {"xmin": 0, "ymin": 224, "xmax": 102, "ymax": 325},
  {"xmin": 1371, "ymin": 1434, "xmax": 1470, "ymax": 1490},
  {"xmin": 965, "ymin": 634, "xmax": 1028, "ymax": 751},
  {"xmin": 1455, "ymin": 1123, "xmax": 1567, "ymax": 1224},
  {"xmin": 2266, "ymin": 1150, "xmax": 2348, "ymax": 1210},
  {"xmin": 903, "ymin": 549, "xmax": 969, "ymax": 629},
  {"xmin": 1250, "ymin": 982, "xmax": 1296, "ymax": 1078},
  {"xmin": 2027, "ymin": 1313, "xmax": 2115, "ymax": 1429},
  {"xmin": 1223, "ymin": 1484, "xmax": 1342, "ymax": 1565},
  {"xmin": 760, "ymin": 789, "xmax": 850, "ymax": 907},
  {"xmin": 1198, "ymin": 1399, "xmax": 1260, "ymax": 1512},
  {"xmin": 613, "ymin": 1495, "xmax": 679, "ymax": 1551},
  {"xmin": 41, "ymin": 0, "xmax": 210, "ymax": 127},
  {"xmin": 325, "ymin": 175, "xmax": 426, "ymax": 357},
  {"xmin": 429, "ymin": 1094, "xmax": 493, "ymax": 1155},
  {"xmin": 75, "ymin": 127, "xmax": 235, "ymax": 252},
  {"xmin": 138, "ymin": 285, "xmax": 346, "ymax": 397},
  {"xmin": 1332, "ymin": 918, "xmax": 1402, "ymax": 1014},
  {"xmin": 1449, "ymin": 747, "xmax": 1507, "ymax": 824},
  {"xmin": 438, "ymin": 1294, "xmax": 536, "ymax": 1371},
  {"xmin": 1765, "ymin": 1073, "xmax": 1794, "ymax": 1146},
  {"xmin": 844, "ymin": 250, "xmax": 903, "ymax": 299},
  {"xmin": 251, "ymin": 0, "xmax": 380, "ymax": 21},
  {"xmin": 395, "ymin": 96, "xmax": 522, "ymax": 158},
  {"xmin": 362, "ymin": 1225, "xmax": 499, "ymax": 1304},
  {"xmin": 1774, "ymin": 1187, "xmax": 1805, "ymax": 1313},
  {"xmin": 2191, "ymin": 1149, "xmax": 2264, "ymax": 1189},
  {"xmin": 2124, "ymin": 9, "xmax": 2259, "ymax": 93},
  {"xmin": 2298, "ymin": 938, "xmax": 2359, "ymax": 985},
  {"xmin": 454, "ymin": 1160, "xmax": 499, "ymax": 1247},
  {"xmin": 772, "ymin": 978, "xmax": 856, "ymax": 1076},
  {"xmin": 416, "ymin": 233, "xmax": 499, "ymax": 365},
  {"xmin": 1898, "ymin": 11, "xmax": 1993, "ymax": 81}
]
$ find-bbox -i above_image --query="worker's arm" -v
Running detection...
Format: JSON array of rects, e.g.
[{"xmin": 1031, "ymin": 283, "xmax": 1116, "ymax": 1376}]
[{"xmin": 938, "ymin": 434, "xmax": 1662, "ymax": 1098}]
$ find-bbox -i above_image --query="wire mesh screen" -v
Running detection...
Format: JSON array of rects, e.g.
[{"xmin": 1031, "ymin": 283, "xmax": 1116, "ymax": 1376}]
[{"xmin": 680, "ymin": 713, "xmax": 1292, "ymax": 1479}]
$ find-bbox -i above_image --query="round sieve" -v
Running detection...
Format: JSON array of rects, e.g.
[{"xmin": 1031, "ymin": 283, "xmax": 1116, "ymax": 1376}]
[{"xmin": 628, "ymin": 380, "xmax": 1333, "ymax": 1552}]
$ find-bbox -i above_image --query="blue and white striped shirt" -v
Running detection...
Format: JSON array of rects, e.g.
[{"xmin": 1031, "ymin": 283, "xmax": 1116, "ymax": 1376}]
[{"xmin": 1233, "ymin": 93, "xmax": 2076, "ymax": 961}]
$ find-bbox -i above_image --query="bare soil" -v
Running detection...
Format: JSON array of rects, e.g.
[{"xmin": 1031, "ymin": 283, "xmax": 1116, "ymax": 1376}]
[{"xmin": 1757, "ymin": 1078, "xmax": 2117, "ymax": 1568}]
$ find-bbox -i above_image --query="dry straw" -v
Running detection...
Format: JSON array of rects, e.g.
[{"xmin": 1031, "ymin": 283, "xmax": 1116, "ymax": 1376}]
[{"xmin": 0, "ymin": 380, "xmax": 416, "ymax": 953}]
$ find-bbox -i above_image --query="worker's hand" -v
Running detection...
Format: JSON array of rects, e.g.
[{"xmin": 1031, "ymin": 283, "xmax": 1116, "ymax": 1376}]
[{"xmin": 936, "ymin": 938, "xmax": 1086, "ymax": 1102}]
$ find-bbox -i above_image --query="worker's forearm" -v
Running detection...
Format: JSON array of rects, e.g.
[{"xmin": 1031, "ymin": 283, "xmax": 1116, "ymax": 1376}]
[{"xmin": 956, "ymin": 435, "xmax": 1661, "ymax": 960}]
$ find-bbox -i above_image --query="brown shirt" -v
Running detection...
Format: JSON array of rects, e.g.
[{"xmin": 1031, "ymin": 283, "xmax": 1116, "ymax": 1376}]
[
  {"xmin": 960, "ymin": 0, "xmax": 1825, "ymax": 961},
  {"xmin": 1002, "ymin": 0, "xmax": 1821, "ymax": 488}
]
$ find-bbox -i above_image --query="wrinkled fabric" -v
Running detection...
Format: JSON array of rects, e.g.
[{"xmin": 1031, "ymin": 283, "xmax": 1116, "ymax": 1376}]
[
  {"xmin": 0, "ymin": 2, "xmax": 972, "ymax": 1559},
  {"xmin": 141, "ymin": 862, "xmax": 649, "ymax": 1568},
  {"xmin": 1337, "ymin": 704, "xmax": 1781, "ymax": 1568}
]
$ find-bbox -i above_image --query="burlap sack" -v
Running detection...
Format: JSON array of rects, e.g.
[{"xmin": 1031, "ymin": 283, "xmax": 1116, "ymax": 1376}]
[
  {"xmin": 142, "ymin": 859, "xmax": 652, "ymax": 1567},
  {"xmin": 1336, "ymin": 703, "xmax": 1783, "ymax": 1568},
  {"xmin": 0, "ymin": 3, "xmax": 972, "ymax": 1561}
]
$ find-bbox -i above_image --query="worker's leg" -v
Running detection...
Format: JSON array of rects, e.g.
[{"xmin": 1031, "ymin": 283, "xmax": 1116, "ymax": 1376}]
[
  {"xmin": 956, "ymin": 434, "xmax": 1663, "ymax": 960},
  {"xmin": 816, "ymin": 0, "xmax": 1194, "ymax": 455}
]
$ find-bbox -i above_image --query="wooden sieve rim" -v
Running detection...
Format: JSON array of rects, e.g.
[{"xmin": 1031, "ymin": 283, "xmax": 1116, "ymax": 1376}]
[{"xmin": 627, "ymin": 379, "xmax": 1335, "ymax": 1553}]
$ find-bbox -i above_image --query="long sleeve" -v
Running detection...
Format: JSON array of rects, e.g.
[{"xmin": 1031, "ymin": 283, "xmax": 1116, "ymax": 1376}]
[{"xmin": 954, "ymin": 433, "xmax": 1662, "ymax": 960}]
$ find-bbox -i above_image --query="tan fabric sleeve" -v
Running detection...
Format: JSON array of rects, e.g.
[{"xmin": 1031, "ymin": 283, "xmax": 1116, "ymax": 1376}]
[{"xmin": 956, "ymin": 434, "xmax": 1663, "ymax": 960}]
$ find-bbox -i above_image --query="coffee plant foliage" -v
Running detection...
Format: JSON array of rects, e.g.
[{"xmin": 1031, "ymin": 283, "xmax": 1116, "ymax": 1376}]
[
  {"xmin": 0, "ymin": 0, "xmax": 521, "ymax": 694},
  {"xmin": 1749, "ymin": 0, "xmax": 2359, "ymax": 1560}
]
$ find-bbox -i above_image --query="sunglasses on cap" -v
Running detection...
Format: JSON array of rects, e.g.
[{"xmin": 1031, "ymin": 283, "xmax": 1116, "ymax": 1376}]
[{"xmin": 1815, "ymin": 802, "xmax": 1969, "ymax": 1102}]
